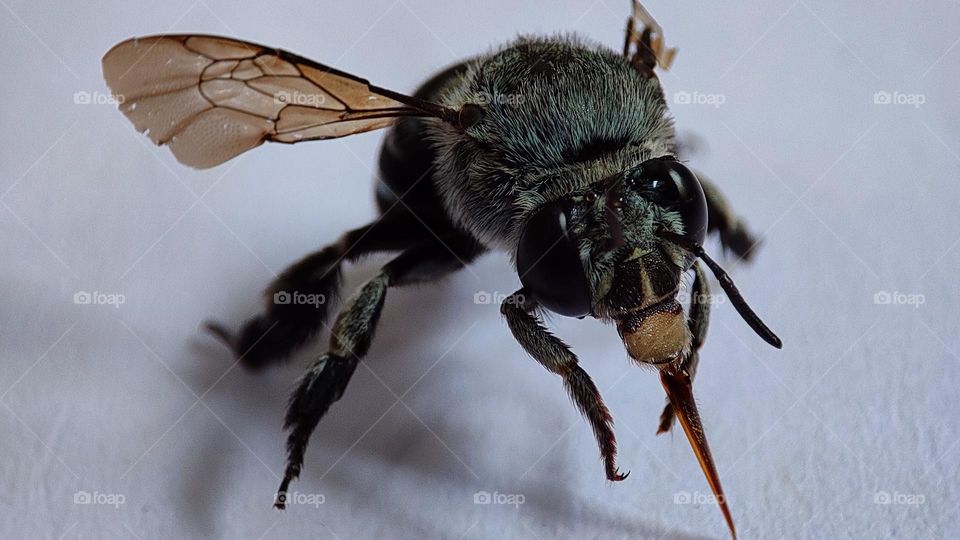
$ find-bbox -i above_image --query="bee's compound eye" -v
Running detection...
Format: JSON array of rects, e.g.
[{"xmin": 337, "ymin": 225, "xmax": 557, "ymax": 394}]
[
  {"xmin": 639, "ymin": 157, "xmax": 708, "ymax": 246},
  {"xmin": 516, "ymin": 203, "xmax": 592, "ymax": 317}
]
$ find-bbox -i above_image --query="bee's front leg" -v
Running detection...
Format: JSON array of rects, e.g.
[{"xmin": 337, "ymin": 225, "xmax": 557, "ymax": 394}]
[
  {"xmin": 658, "ymin": 261, "xmax": 711, "ymax": 434},
  {"xmin": 501, "ymin": 291, "xmax": 627, "ymax": 481}
]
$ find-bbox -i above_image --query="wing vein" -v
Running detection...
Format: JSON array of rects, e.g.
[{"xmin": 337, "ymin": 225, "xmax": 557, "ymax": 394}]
[{"xmin": 102, "ymin": 33, "xmax": 458, "ymax": 168}]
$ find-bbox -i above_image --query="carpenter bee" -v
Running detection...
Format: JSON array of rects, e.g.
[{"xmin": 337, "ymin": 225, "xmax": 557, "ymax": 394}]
[{"xmin": 102, "ymin": 2, "xmax": 780, "ymax": 537}]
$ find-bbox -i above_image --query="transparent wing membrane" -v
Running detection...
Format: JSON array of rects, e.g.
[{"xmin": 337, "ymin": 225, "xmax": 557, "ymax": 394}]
[{"xmin": 102, "ymin": 35, "xmax": 453, "ymax": 168}]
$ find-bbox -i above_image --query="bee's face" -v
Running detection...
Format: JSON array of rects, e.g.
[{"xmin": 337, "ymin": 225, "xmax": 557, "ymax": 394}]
[{"xmin": 516, "ymin": 156, "xmax": 708, "ymax": 365}]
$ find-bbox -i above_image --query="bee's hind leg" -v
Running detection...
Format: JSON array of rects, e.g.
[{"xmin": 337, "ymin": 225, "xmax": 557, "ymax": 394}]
[
  {"xmin": 658, "ymin": 262, "xmax": 710, "ymax": 434},
  {"xmin": 205, "ymin": 211, "xmax": 422, "ymax": 371},
  {"xmin": 275, "ymin": 234, "xmax": 485, "ymax": 506}
]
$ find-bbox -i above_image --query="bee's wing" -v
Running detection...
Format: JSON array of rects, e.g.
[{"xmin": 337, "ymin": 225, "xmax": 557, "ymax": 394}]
[
  {"xmin": 102, "ymin": 35, "xmax": 458, "ymax": 169},
  {"xmin": 625, "ymin": 1, "xmax": 677, "ymax": 71}
]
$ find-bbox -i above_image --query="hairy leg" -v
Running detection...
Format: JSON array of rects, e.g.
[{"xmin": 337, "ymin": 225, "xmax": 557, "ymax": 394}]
[
  {"xmin": 501, "ymin": 291, "xmax": 627, "ymax": 482},
  {"xmin": 658, "ymin": 261, "xmax": 711, "ymax": 434},
  {"xmin": 206, "ymin": 212, "xmax": 424, "ymax": 371},
  {"xmin": 275, "ymin": 235, "xmax": 484, "ymax": 506}
]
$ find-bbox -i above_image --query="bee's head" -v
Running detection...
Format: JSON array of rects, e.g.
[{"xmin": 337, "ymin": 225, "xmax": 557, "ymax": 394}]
[{"xmin": 515, "ymin": 156, "xmax": 778, "ymax": 366}]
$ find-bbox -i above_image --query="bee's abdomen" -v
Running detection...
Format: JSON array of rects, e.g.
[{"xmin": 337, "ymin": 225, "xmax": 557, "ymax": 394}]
[
  {"xmin": 375, "ymin": 62, "xmax": 471, "ymax": 229},
  {"xmin": 376, "ymin": 118, "xmax": 436, "ymax": 213}
]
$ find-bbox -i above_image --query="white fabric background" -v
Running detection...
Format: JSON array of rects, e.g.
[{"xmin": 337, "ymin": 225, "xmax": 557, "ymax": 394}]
[{"xmin": 1, "ymin": 1, "xmax": 958, "ymax": 538}]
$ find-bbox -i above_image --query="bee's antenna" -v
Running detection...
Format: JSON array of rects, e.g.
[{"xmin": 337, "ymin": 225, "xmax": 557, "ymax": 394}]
[{"xmin": 657, "ymin": 228, "xmax": 782, "ymax": 349}]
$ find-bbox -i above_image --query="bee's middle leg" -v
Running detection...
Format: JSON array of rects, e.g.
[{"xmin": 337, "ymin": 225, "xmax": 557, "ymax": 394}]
[
  {"xmin": 658, "ymin": 261, "xmax": 711, "ymax": 434},
  {"xmin": 275, "ymin": 234, "xmax": 484, "ymax": 505},
  {"xmin": 501, "ymin": 291, "xmax": 627, "ymax": 482},
  {"xmin": 696, "ymin": 171, "xmax": 761, "ymax": 260}
]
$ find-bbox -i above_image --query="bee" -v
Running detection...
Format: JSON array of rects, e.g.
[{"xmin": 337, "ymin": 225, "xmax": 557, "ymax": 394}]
[{"xmin": 102, "ymin": 2, "xmax": 780, "ymax": 537}]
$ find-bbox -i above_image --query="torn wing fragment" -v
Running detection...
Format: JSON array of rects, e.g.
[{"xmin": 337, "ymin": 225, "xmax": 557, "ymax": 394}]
[{"xmin": 102, "ymin": 34, "xmax": 454, "ymax": 168}]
